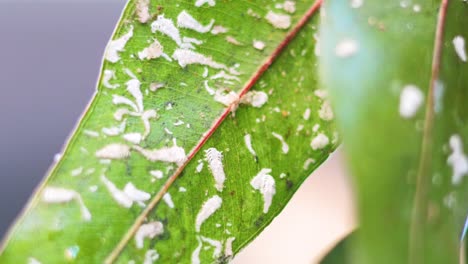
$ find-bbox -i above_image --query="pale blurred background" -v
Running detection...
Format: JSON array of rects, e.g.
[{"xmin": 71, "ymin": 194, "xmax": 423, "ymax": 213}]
[{"xmin": 0, "ymin": 1, "xmax": 355, "ymax": 263}]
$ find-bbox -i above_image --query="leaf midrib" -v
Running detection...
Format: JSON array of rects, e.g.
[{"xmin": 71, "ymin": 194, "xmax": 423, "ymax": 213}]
[
  {"xmin": 104, "ymin": 1, "xmax": 324, "ymax": 262},
  {"xmin": 409, "ymin": 1, "xmax": 450, "ymax": 263}
]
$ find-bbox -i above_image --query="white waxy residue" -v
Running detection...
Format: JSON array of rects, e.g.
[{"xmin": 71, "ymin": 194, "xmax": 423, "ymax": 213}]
[
  {"xmin": 265, "ymin": 11, "xmax": 291, "ymax": 29},
  {"xmin": 214, "ymin": 89, "xmax": 239, "ymax": 108},
  {"xmin": 250, "ymin": 168, "xmax": 276, "ymax": 213},
  {"xmin": 210, "ymin": 70, "xmax": 240, "ymax": 81},
  {"xmin": 123, "ymin": 133, "xmax": 143, "ymax": 144},
  {"xmin": 150, "ymin": 170, "xmax": 164, "ymax": 179},
  {"xmin": 224, "ymin": 237, "xmax": 236, "ymax": 257},
  {"xmin": 42, "ymin": 187, "xmax": 91, "ymax": 221},
  {"xmin": 453, "ymin": 36, "xmax": 467, "ymax": 62},
  {"xmin": 172, "ymin": 49, "xmax": 231, "ymax": 72},
  {"xmin": 195, "ymin": 0, "xmax": 215, "ymax": 7},
  {"xmin": 281, "ymin": 1, "xmax": 296, "ymax": 13},
  {"xmin": 399, "ymin": 84, "xmax": 424, "ymax": 119},
  {"xmin": 200, "ymin": 236, "xmax": 222, "ymax": 258},
  {"xmin": 335, "ymin": 38, "xmax": 359, "ymax": 58},
  {"xmin": 136, "ymin": 0, "xmax": 151, "ymax": 23},
  {"xmin": 133, "ymin": 140, "xmax": 186, "ymax": 166},
  {"xmin": 123, "ymin": 182, "xmax": 151, "ymax": 206},
  {"xmin": 244, "ymin": 134, "xmax": 257, "ymax": 159},
  {"xmin": 311, "ymin": 133, "xmax": 329, "ymax": 150},
  {"xmin": 177, "ymin": 10, "xmax": 214, "ymax": 33},
  {"xmin": 151, "ymin": 15, "xmax": 193, "ymax": 49},
  {"xmin": 144, "ymin": 250, "xmax": 159, "ymax": 264},
  {"xmin": 28, "ymin": 258, "xmax": 42, "ymax": 264},
  {"xmin": 138, "ymin": 39, "xmax": 171, "ymax": 61},
  {"xmin": 163, "ymin": 193, "xmax": 175, "ymax": 208},
  {"xmin": 196, "ymin": 161, "xmax": 204, "ymax": 173},
  {"xmin": 135, "ymin": 221, "xmax": 164, "ymax": 249},
  {"xmin": 447, "ymin": 134, "xmax": 468, "ymax": 185},
  {"xmin": 95, "ymin": 144, "xmax": 131, "ymax": 160},
  {"xmin": 142, "ymin": 110, "xmax": 158, "ymax": 138},
  {"xmin": 205, "ymin": 148, "xmax": 226, "ymax": 192},
  {"xmin": 100, "ymin": 175, "xmax": 133, "ymax": 208},
  {"xmin": 102, "ymin": 120, "xmax": 126, "ymax": 136},
  {"xmin": 195, "ymin": 195, "xmax": 222, "ymax": 232},
  {"xmin": 105, "ymin": 26, "xmax": 133, "ymax": 63},
  {"xmin": 272, "ymin": 132, "xmax": 289, "ymax": 154},
  {"xmin": 241, "ymin": 91, "xmax": 268, "ymax": 108},
  {"xmin": 211, "ymin": 25, "xmax": 228, "ymax": 35},
  {"xmin": 102, "ymin": 70, "xmax": 120, "ymax": 89},
  {"xmin": 83, "ymin": 130, "xmax": 99, "ymax": 138},
  {"xmin": 191, "ymin": 237, "xmax": 203, "ymax": 264},
  {"xmin": 204, "ymin": 80, "xmax": 215, "ymax": 95},
  {"xmin": 253, "ymin": 40, "xmax": 266, "ymax": 50}
]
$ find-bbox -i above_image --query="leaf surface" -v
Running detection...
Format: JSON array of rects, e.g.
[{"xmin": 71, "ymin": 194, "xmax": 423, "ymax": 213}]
[
  {"xmin": 0, "ymin": 0, "xmax": 337, "ymax": 263},
  {"xmin": 320, "ymin": 1, "xmax": 468, "ymax": 263}
]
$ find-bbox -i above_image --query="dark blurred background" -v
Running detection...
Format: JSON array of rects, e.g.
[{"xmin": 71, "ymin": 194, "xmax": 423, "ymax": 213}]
[
  {"xmin": 0, "ymin": 0, "xmax": 126, "ymax": 236},
  {"xmin": 0, "ymin": 1, "xmax": 354, "ymax": 262}
]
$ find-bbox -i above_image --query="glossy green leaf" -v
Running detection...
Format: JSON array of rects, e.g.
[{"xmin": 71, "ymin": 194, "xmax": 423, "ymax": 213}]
[
  {"xmin": 320, "ymin": 0, "xmax": 468, "ymax": 263},
  {"xmin": 0, "ymin": 0, "xmax": 338, "ymax": 263}
]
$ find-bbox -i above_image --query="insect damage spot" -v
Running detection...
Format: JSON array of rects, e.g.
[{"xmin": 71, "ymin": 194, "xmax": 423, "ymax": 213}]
[{"xmin": 205, "ymin": 148, "xmax": 226, "ymax": 192}]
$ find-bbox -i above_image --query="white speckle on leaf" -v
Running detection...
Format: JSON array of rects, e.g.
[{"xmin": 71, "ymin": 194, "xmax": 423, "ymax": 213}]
[
  {"xmin": 196, "ymin": 161, "xmax": 204, "ymax": 173},
  {"xmin": 102, "ymin": 70, "xmax": 120, "ymax": 89},
  {"xmin": 105, "ymin": 26, "xmax": 133, "ymax": 63},
  {"xmin": 303, "ymin": 158, "xmax": 316, "ymax": 170},
  {"xmin": 244, "ymin": 134, "xmax": 257, "ymax": 159},
  {"xmin": 413, "ymin": 4, "xmax": 421, "ymax": 12},
  {"xmin": 136, "ymin": 0, "xmax": 151, "ymax": 23},
  {"xmin": 28, "ymin": 258, "xmax": 42, "ymax": 264},
  {"xmin": 250, "ymin": 168, "xmax": 276, "ymax": 213},
  {"xmin": 42, "ymin": 187, "xmax": 91, "ymax": 221},
  {"xmin": 241, "ymin": 91, "xmax": 268, "ymax": 108},
  {"xmin": 204, "ymin": 80, "xmax": 215, "ymax": 95},
  {"xmin": 210, "ymin": 70, "xmax": 240, "ymax": 81},
  {"xmin": 89, "ymin": 185, "xmax": 98, "ymax": 192},
  {"xmin": 211, "ymin": 25, "xmax": 228, "ymax": 35},
  {"xmin": 133, "ymin": 142, "xmax": 186, "ymax": 166},
  {"xmin": 281, "ymin": 1, "xmax": 296, "ymax": 13},
  {"xmin": 124, "ymin": 69, "xmax": 144, "ymax": 112},
  {"xmin": 447, "ymin": 134, "xmax": 468, "ymax": 185},
  {"xmin": 399, "ymin": 84, "xmax": 424, "ymax": 119},
  {"xmin": 83, "ymin": 130, "xmax": 99, "ymax": 138},
  {"xmin": 247, "ymin": 8, "xmax": 261, "ymax": 19},
  {"xmin": 350, "ymin": 0, "xmax": 363, "ymax": 8},
  {"xmin": 303, "ymin": 108, "xmax": 311, "ymax": 120},
  {"xmin": 265, "ymin": 11, "xmax": 291, "ymax": 29},
  {"xmin": 95, "ymin": 144, "xmax": 131, "ymax": 160},
  {"xmin": 280, "ymin": 173, "xmax": 287, "ymax": 179},
  {"xmin": 312, "ymin": 124, "xmax": 320, "ymax": 132},
  {"xmin": 453, "ymin": 36, "xmax": 467, "ymax": 62},
  {"xmin": 195, "ymin": 195, "xmax": 222, "ymax": 232},
  {"xmin": 205, "ymin": 148, "xmax": 226, "ymax": 192},
  {"xmin": 311, "ymin": 133, "xmax": 329, "ymax": 150},
  {"xmin": 163, "ymin": 193, "xmax": 175, "ymax": 208},
  {"xmin": 113, "ymin": 95, "xmax": 139, "ymax": 113},
  {"xmin": 335, "ymin": 38, "xmax": 359, "ymax": 58},
  {"xmin": 142, "ymin": 109, "xmax": 158, "ymax": 138},
  {"xmin": 253, "ymin": 40, "xmax": 266, "ymax": 50},
  {"xmin": 318, "ymin": 101, "xmax": 334, "ymax": 121},
  {"xmin": 226, "ymin": 36, "xmax": 242, "ymax": 45},
  {"xmin": 143, "ymin": 250, "xmax": 159, "ymax": 264},
  {"xmin": 272, "ymin": 132, "xmax": 289, "ymax": 154},
  {"xmin": 177, "ymin": 10, "xmax": 214, "ymax": 33},
  {"xmin": 179, "ymin": 187, "xmax": 187, "ymax": 192},
  {"xmin": 200, "ymin": 236, "xmax": 223, "ymax": 258},
  {"xmin": 71, "ymin": 167, "xmax": 83, "ymax": 177},
  {"xmin": 135, "ymin": 221, "xmax": 164, "ymax": 249},
  {"xmin": 102, "ymin": 120, "xmax": 127, "ymax": 136},
  {"xmin": 195, "ymin": 0, "xmax": 215, "ymax": 7}
]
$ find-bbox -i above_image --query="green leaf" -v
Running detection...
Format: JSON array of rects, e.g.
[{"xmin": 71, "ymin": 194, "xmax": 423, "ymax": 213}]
[
  {"xmin": 320, "ymin": 0, "xmax": 468, "ymax": 263},
  {"xmin": 319, "ymin": 232, "xmax": 354, "ymax": 264},
  {"xmin": 0, "ymin": 0, "xmax": 338, "ymax": 263}
]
